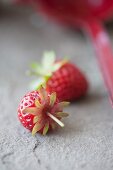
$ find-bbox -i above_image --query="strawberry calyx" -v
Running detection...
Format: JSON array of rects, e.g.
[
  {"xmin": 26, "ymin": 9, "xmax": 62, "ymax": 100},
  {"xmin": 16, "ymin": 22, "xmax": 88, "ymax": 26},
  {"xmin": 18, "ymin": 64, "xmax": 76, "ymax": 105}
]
[
  {"xmin": 22, "ymin": 86, "xmax": 69, "ymax": 135},
  {"xmin": 28, "ymin": 51, "xmax": 68, "ymax": 90}
]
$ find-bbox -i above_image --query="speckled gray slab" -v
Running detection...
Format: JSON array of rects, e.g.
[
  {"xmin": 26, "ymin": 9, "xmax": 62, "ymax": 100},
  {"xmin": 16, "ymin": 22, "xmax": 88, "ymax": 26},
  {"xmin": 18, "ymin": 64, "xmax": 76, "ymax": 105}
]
[{"xmin": 0, "ymin": 6, "xmax": 113, "ymax": 170}]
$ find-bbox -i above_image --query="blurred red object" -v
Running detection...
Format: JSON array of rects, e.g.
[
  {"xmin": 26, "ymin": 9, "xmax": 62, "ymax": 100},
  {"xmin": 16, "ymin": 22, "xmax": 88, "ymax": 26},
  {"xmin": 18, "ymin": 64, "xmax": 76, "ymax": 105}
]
[
  {"xmin": 16, "ymin": 0, "xmax": 113, "ymax": 22},
  {"xmin": 16, "ymin": 0, "xmax": 113, "ymax": 106}
]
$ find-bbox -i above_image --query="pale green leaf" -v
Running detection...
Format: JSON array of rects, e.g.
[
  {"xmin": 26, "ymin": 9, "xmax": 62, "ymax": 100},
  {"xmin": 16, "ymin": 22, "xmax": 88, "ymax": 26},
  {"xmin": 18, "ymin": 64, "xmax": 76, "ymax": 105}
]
[
  {"xmin": 52, "ymin": 59, "xmax": 68, "ymax": 72},
  {"xmin": 42, "ymin": 51, "xmax": 56, "ymax": 70},
  {"xmin": 30, "ymin": 62, "xmax": 45, "ymax": 76},
  {"xmin": 30, "ymin": 62, "xmax": 40, "ymax": 70},
  {"xmin": 43, "ymin": 121, "xmax": 49, "ymax": 135},
  {"xmin": 52, "ymin": 63, "xmax": 62, "ymax": 72}
]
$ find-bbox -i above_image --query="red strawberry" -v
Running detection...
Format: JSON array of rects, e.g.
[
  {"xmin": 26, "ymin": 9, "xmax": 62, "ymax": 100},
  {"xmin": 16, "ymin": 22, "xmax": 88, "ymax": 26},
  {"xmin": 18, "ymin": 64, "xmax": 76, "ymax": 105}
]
[
  {"xmin": 46, "ymin": 62, "xmax": 88, "ymax": 101},
  {"xmin": 18, "ymin": 87, "xmax": 69, "ymax": 135},
  {"xmin": 29, "ymin": 51, "xmax": 88, "ymax": 102}
]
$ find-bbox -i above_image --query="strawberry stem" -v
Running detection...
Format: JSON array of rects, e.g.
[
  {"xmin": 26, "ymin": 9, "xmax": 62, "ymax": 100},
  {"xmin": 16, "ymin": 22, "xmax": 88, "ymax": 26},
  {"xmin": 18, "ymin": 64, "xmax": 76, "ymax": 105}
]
[{"xmin": 47, "ymin": 112, "xmax": 64, "ymax": 127}]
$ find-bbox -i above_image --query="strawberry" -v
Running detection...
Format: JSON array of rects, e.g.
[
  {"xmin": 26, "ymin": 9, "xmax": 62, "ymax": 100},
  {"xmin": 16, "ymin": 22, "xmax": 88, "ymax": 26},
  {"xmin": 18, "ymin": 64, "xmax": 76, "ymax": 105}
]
[
  {"xmin": 18, "ymin": 86, "xmax": 69, "ymax": 135},
  {"xmin": 29, "ymin": 51, "xmax": 88, "ymax": 101}
]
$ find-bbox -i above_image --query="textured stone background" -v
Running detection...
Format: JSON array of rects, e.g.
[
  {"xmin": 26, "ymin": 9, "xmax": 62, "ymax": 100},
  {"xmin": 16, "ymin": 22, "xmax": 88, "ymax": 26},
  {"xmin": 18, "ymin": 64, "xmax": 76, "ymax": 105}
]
[{"xmin": 0, "ymin": 5, "xmax": 113, "ymax": 170}]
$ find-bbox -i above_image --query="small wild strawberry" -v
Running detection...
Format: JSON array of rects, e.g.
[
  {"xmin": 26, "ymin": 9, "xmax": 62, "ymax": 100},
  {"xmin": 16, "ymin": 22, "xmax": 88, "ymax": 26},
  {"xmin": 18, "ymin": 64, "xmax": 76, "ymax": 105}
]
[
  {"xmin": 29, "ymin": 51, "xmax": 88, "ymax": 101},
  {"xmin": 18, "ymin": 86, "xmax": 69, "ymax": 135}
]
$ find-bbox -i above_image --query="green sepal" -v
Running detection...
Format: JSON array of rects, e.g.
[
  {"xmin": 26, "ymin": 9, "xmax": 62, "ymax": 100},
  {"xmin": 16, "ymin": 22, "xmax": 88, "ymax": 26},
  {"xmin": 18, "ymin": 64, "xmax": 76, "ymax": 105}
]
[
  {"xmin": 51, "ymin": 122, "xmax": 56, "ymax": 129},
  {"xmin": 49, "ymin": 92, "xmax": 57, "ymax": 107},
  {"xmin": 43, "ymin": 121, "xmax": 49, "ymax": 135},
  {"xmin": 30, "ymin": 78, "xmax": 45, "ymax": 90},
  {"xmin": 33, "ymin": 116, "xmax": 39, "ymax": 124},
  {"xmin": 52, "ymin": 59, "xmax": 68, "ymax": 72},
  {"xmin": 35, "ymin": 99, "xmax": 42, "ymax": 108},
  {"xmin": 38, "ymin": 86, "xmax": 48, "ymax": 103},
  {"xmin": 42, "ymin": 51, "xmax": 56, "ymax": 70},
  {"xmin": 28, "ymin": 51, "xmax": 69, "ymax": 90},
  {"xmin": 22, "ymin": 107, "xmax": 42, "ymax": 115},
  {"xmin": 30, "ymin": 62, "xmax": 46, "ymax": 76},
  {"xmin": 56, "ymin": 112, "xmax": 69, "ymax": 117},
  {"xmin": 57, "ymin": 102, "xmax": 70, "ymax": 110},
  {"xmin": 32, "ymin": 121, "xmax": 44, "ymax": 136}
]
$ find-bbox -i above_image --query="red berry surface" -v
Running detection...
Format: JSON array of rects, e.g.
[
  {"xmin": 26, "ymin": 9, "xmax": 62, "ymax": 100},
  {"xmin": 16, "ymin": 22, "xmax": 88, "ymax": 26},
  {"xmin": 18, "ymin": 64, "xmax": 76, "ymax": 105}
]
[
  {"xmin": 46, "ymin": 62, "xmax": 88, "ymax": 101},
  {"xmin": 18, "ymin": 91, "xmax": 39, "ymax": 131}
]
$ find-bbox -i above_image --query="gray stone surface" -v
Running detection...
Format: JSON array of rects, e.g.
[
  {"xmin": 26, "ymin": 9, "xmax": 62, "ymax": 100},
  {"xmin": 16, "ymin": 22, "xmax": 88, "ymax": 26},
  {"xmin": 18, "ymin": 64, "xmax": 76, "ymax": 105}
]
[{"xmin": 0, "ymin": 6, "xmax": 113, "ymax": 170}]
